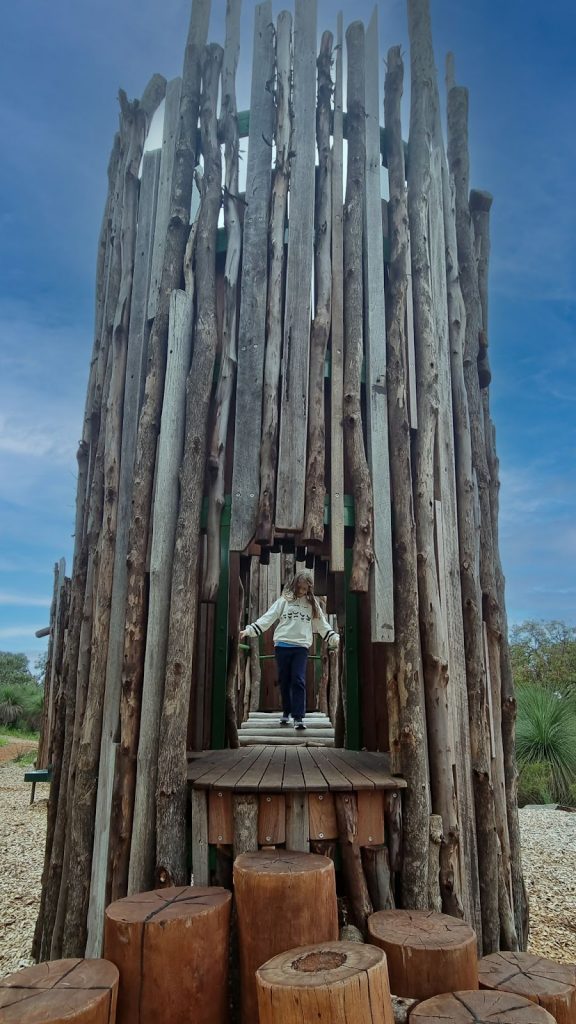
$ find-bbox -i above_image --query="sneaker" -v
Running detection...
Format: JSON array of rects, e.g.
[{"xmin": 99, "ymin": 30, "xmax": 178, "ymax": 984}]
[
  {"xmin": 279, "ymin": 716, "xmax": 290, "ymax": 726},
  {"xmin": 294, "ymin": 720, "xmax": 307, "ymax": 731}
]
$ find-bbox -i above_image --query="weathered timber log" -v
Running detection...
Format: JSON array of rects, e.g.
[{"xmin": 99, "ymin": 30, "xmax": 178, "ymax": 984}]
[
  {"xmin": 334, "ymin": 792, "xmax": 373, "ymax": 934},
  {"xmin": 329, "ymin": 13, "xmax": 345, "ymax": 573},
  {"xmin": 478, "ymin": 952, "xmax": 576, "ymax": 1024},
  {"xmin": 367, "ymin": 909, "xmax": 478, "ymax": 1000},
  {"xmin": 37, "ymin": 560, "xmax": 63, "ymax": 769},
  {"xmin": 204, "ymin": 0, "xmax": 242, "ymax": 600},
  {"xmin": 32, "ymin": 576, "xmax": 70, "ymax": 962},
  {"xmin": 225, "ymin": 578, "xmax": 242, "ymax": 749},
  {"xmin": 411, "ymin": 991, "xmax": 556, "ymax": 1024},
  {"xmin": 440, "ymin": 73, "xmax": 500, "ymax": 952},
  {"xmin": 248, "ymin": 560, "xmax": 262, "ymax": 713},
  {"xmin": 383, "ymin": 44, "xmax": 429, "ymax": 911},
  {"xmin": 230, "ymin": 1, "xmax": 275, "ymax": 550},
  {"xmin": 128, "ymin": 278, "xmax": 196, "ymax": 895},
  {"xmin": 406, "ymin": 2, "xmax": 466, "ymax": 922},
  {"xmin": 469, "ymin": 186, "xmax": 492, "ymax": 387},
  {"xmin": 256, "ymin": 9, "xmax": 292, "ymax": 546},
  {"xmin": 362, "ymin": 844, "xmax": 395, "ymax": 911},
  {"xmin": 343, "ymin": 21, "xmax": 373, "ymax": 591},
  {"xmin": 104, "ymin": 887, "xmax": 232, "ymax": 1024},
  {"xmin": 0, "ymin": 959, "xmax": 118, "ymax": 1024},
  {"xmin": 155, "ymin": 44, "xmax": 223, "ymax": 888},
  {"xmin": 148, "ymin": 77, "xmax": 182, "ymax": 320},
  {"xmin": 118, "ymin": 0, "xmax": 209, "ymax": 891},
  {"xmin": 364, "ymin": 9, "xmax": 394, "ymax": 640},
  {"xmin": 64, "ymin": 81, "xmax": 164, "ymax": 958},
  {"xmin": 427, "ymin": 813, "xmax": 442, "ymax": 913},
  {"xmin": 233, "ymin": 793, "xmax": 258, "ymax": 855},
  {"xmin": 302, "ymin": 30, "xmax": 333, "ymax": 543},
  {"xmin": 256, "ymin": 941, "xmax": 395, "ymax": 1024},
  {"xmin": 276, "ymin": 0, "xmax": 317, "ymax": 532},
  {"xmin": 471, "ymin": 187, "xmax": 527, "ymax": 948},
  {"xmin": 448, "ymin": 76, "xmax": 516, "ymax": 948},
  {"xmin": 234, "ymin": 851, "xmax": 338, "ymax": 1024},
  {"xmin": 93, "ymin": 147, "xmax": 161, "ymax": 919}
]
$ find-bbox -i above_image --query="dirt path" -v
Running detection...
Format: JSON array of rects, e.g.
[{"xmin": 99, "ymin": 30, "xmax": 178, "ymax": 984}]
[{"xmin": 0, "ymin": 736, "xmax": 38, "ymax": 765}]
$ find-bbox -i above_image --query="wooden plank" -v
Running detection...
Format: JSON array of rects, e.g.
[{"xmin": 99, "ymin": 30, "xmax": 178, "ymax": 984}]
[
  {"xmin": 320, "ymin": 747, "xmax": 375, "ymax": 789},
  {"xmin": 267, "ymin": 552, "xmax": 281, "ymax": 607},
  {"xmin": 330, "ymin": 11, "xmax": 345, "ymax": 573},
  {"xmin": 364, "ymin": 6, "xmax": 394, "ymax": 642},
  {"xmin": 343, "ymin": 750, "xmax": 407, "ymax": 789},
  {"xmin": 148, "ymin": 77, "xmax": 182, "ymax": 318},
  {"xmin": 191, "ymin": 788, "xmax": 209, "ymax": 885},
  {"xmin": 357, "ymin": 790, "xmax": 385, "ymax": 846},
  {"xmin": 191, "ymin": 747, "xmax": 263, "ymax": 788},
  {"xmin": 275, "ymin": 0, "xmax": 318, "ymax": 531},
  {"xmin": 258, "ymin": 745, "xmax": 287, "ymax": 791},
  {"xmin": 235, "ymin": 745, "xmax": 276, "ymax": 791},
  {"xmin": 206, "ymin": 746, "xmax": 267, "ymax": 790},
  {"xmin": 282, "ymin": 746, "xmax": 306, "ymax": 790},
  {"xmin": 258, "ymin": 794, "xmax": 286, "ymax": 845},
  {"xmin": 308, "ymin": 792, "xmax": 338, "ymax": 840},
  {"xmin": 230, "ymin": 2, "xmax": 275, "ymax": 550},
  {"xmin": 187, "ymin": 748, "xmax": 246, "ymax": 781},
  {"xmin": 208, "ymin": 789, "xmax": 234, "ymax": 844},
  {"xmin": 285, "ymin": 793, "xmax": 310, "ymax": 851},
  {"xmin": 296, "ymin": 747, "xmax": 330, "ymax": 790},
  {"xmin": 308, "ymin": 746, "xmax": 352, "ymax": 790}
]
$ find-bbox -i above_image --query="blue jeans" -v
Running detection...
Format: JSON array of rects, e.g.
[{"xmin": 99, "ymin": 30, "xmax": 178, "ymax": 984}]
[{"xmin": 275, "ymin": 645, "xmax": 308, "ymax": 721}]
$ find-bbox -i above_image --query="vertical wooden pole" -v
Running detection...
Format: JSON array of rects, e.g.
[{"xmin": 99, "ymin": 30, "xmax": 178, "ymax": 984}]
[
  {"xmin": 276, "ymin": 0, "xmax": 318, "ymax": 532},
  {"xmin": 230, "ymin": 1, "xmax": 275, "ymax": 551},
  {"xmin": 329, "ymin": 12, "xmax": 345, "ymax": 574}
]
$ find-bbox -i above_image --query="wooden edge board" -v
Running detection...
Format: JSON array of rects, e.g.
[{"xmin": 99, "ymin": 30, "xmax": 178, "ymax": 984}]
[{"xmin": 307, "ymin": 746, "xmax": 352, "ymax": 790}]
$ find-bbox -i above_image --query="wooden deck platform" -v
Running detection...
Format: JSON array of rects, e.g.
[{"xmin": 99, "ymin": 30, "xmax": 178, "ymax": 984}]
[{"xmin": 188, "ymin": 745, "xmax": 406, "ymax": 793}]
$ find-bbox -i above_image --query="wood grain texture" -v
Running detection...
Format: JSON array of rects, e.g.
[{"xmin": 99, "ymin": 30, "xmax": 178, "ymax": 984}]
[
  {"xmin": 257, "ymin": 941, "xmax": 395, "ymax": 1024},
  {"xmin": 234, "ymin": 851, "xmax": 338, "ymax": 1024},
  {"xmin": 479, "ymin": 953, "xmax": 576, "ymax": 1024},
  {"xmin": 367, "ymin": 909, "xmax": 478, "ymax": 999},
  {"xmin": 364, "ymin": 7, "xmax": 394, "ymax": 641},
  {"xmin": 276, "ymin": 0, "xmax": 318, "ymax": 531},
  {"xmin": 104, "ymin": 886, "xmax": 231, "ymax": 1024},
  {"xmin": 411, "ymin": 991, "xmax": 557, "ymax": 1024},
  {"xmin": 230, "ymin": 2, "xmax": 275, "ymax": 550},
  {"xmin": 148, "ymin": 77, "xmax": 182, "ymax": 319},
  {"xmin": 329, "ymin": 12, "xmax": 345, "ymax": 572},
  {"xmin": 0, "ymin": 958, "xmax": 118, "ymax": 1024}
]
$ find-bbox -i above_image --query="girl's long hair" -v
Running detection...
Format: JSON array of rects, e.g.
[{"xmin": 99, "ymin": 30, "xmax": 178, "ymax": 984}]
[{"xmin": 282, "ymin": 570, "xmax": 321, "ymax": 619}]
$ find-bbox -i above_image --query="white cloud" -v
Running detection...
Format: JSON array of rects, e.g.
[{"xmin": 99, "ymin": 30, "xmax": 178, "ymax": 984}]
[{"xmin": 0, "ymin": 593, "xmax": 51, "ymax": 608}]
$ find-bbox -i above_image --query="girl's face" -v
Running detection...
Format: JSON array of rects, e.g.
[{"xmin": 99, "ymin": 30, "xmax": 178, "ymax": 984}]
[{"xmin": 295, "ymin": 576, "xmax": 311, "ymax": 597}]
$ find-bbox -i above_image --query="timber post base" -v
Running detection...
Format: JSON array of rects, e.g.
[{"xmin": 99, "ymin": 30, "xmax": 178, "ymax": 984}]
[
  {"xmin": 103, "ymin": 886, "xmax": 231, "ymax": 1024},
  {"xmin": 256, "ymin": 940, "xmax": 395, "ymax": 1024},
  {"xmin": 233, "ymin": 850, "xmax": 339, "ymax": 1024},
  {"xmin": 478, "ymin": 952, "xmax": 576, "ymax": 1024},
  {"xmin": 0, "ymin": 958, "xmax": 118, "ymax": 1024},
  {"xmin": 367, "ymin": 909, "xmax": 478, "ymax": 999},
  {"xmin": 411, "ymin": 991, "xmax": 557, "ymax": 1024}
]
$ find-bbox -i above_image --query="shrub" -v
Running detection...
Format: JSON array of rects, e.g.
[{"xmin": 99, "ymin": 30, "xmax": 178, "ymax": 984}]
[
  {"xmin": 518, "ymin": 761, "xmax": 553, "ymax": 806},
  {"xmin": 516, "ymin": 683, "xmax": 576, "ymax": 803},
  {"xmin": 0, "ymin": 684, "xmax": 44, "ymax": 732}
]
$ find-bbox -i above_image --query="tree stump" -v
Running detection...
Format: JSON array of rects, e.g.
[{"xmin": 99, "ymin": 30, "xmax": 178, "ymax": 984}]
[
  {"xmin": 479, "ymin": 952, "xmax": 576, "ymax": 1024},
  {"xmin": 234, "ymin": 850, "xmax": 338, "ymax": 1024},
  {"xmin": 367, "ymin": 910, "xmax": 478, "ymax": 999},
  {"xmin": 0, "ymin": 958, "xmax": 118, "ymax": 1023},
  {"xmin": 411, "ymin": 991, "xmax": 557, "ymax": 1024},
  {"xmin": 256, "ymin": 940, "xmax": 395, "ymax": 1024},
  {"xmin": 103, "ymin": 885, "xmax": 231, "ymax": 1024}
]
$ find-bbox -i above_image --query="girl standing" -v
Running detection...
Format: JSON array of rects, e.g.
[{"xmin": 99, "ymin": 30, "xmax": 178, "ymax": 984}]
[{"xmin": 239, "ymin": 570, "xmax": 339, "ymax": 730}]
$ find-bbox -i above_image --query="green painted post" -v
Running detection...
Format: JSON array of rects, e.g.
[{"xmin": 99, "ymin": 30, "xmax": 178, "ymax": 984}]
[
  {"xmin": 344, "ymin": 547, "xmax": 360, "ymax": 750},
  {"xmin": 211, "ymin": 497, "xmax": 231, "ymax": 749}
]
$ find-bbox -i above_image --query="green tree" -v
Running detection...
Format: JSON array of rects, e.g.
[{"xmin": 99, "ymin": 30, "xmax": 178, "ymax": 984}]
[
  {"xmin": 509, "ymin": 620, "xmax": 576, "ymax": 692},
  {"xmin": 516, "ymin": 683, "xmax": 576, "ymax": 803},
  {"xmin": 0, "ymin": 651, "xmax": 36, "ymax": 688}
]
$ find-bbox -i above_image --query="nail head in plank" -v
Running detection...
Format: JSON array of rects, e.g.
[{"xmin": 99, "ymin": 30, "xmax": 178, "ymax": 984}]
[
  {"xmin": 308, "ymin": 792, "xmax": 338, "ymax": 840},
  {"xmin": 258, "ymin": 794, "xmax": 286, "ymax": 845}
]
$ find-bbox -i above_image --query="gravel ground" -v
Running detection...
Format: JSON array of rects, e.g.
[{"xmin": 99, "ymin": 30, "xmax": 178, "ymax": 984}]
[{"xmin": 0, "ymin": 748, "xmax": 574, "ymax": 979}]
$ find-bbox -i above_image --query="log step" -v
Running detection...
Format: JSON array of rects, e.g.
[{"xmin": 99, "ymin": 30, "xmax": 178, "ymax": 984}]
[
  {"xmin": 256, "ymin": 940, "xmax": 395, "ymax": 1024},
  {"xmin": 411, "ymin": 991, "xmax": 557, "ymax": 1024},
  {"xmin": 478, "ymin": 952, "xmax": 576, "ymax": 1024},
  {"xmin": 0, "ymin": 958, "xmax": 119, "ymax": 1024}
]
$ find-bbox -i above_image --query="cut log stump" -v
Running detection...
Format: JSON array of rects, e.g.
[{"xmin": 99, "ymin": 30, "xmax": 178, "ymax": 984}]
[
  {"xmin": 411, "ymin": 991, "xmax": 557, "ymax": 1024},
  {"xmin": 256, "ymin": 940, "xmax": 395, "ymax": 1024},
  {"xmin": 478, "ymin": 952, "xmax": 576, "ymax": 1024},
  {"xmin": 367, "ymin": 909, "xmax": 478, "ymax": 999},
  {"xmin": 234, "ymin": 850, "xmax": 338, "ymax": 1024},
  {"xmin": 103, "ymin": 885, "xmax": 231, "ymax": 1024},
  {"xmin": 0, "ymin": 958, "xmax": 118, "ymax": 1024}
]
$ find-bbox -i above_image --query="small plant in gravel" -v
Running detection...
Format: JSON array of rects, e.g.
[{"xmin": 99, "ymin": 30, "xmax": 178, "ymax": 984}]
[{"xmin": 516, "ymin": 683, "xmax": 576, "ymax": 803}]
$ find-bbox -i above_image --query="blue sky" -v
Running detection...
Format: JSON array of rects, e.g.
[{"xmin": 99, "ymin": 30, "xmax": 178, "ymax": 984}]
[{"xmin": 1, "ymin": 0, "xmax": 575, "ymax": 665}]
